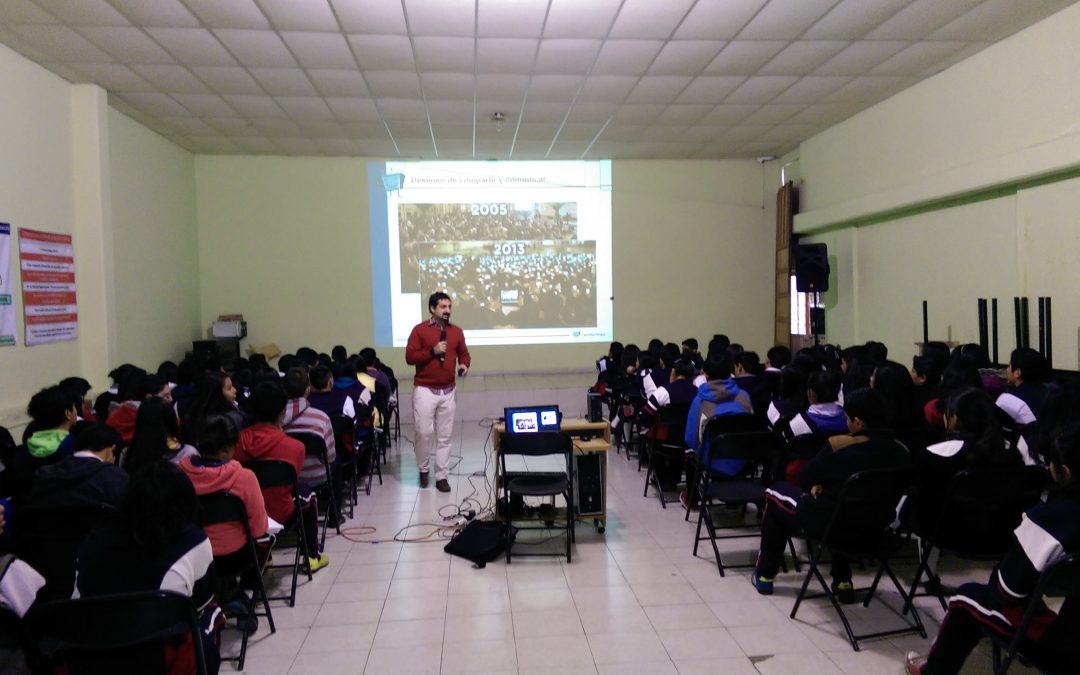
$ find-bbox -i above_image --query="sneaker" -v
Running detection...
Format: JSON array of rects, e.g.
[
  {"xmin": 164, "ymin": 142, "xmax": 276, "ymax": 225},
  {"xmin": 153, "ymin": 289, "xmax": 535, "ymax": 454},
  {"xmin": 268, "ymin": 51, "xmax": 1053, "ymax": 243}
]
[
  {"xmin": 679, "ymin": 490, "xmax": 698, "ymax": 511},
  {"xmin": 435, "ymin": 478, "xmax": 451, "ymax": 493},
  {"xmin": 904, "ymin": 651, "xmax": 927, "ymax": 674},
  {"xmin": 832, "ymin": 579, "xmax": 855, "ymax": 604},
  {"xmin": 750, "ymin": 572, "xmax": 774, "ymax": 595},
  {"xmin": 419, "ymin": 471, "xmax": 429, "ymax": 488},
  {"xmin": 307, "ymin": 554, "xmax": 330, "ymax": 573}
]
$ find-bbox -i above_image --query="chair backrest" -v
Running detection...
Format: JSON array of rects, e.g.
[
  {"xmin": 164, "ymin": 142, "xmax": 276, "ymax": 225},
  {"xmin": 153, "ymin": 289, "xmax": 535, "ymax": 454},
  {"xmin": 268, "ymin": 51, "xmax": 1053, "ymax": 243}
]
[
  {"xmin": 17, "ymin": 503, "xmax": 116, "ymax": 601},
  {"xmin": 197, "ymin": 491, "xmax": 251, "ymax": 532},
  {"xmin": 653, "ymin": 403, "xmax": 691, "ymax": 443},
  {"xmin": 701, "ymin": 414, "xmax": 779, "ymax": 465},
  {"xmin": 819, "ymin": 465, "xmax": 917, "ymax": 546},
  {"xmin": 499, "ymin": 431, "xmax": 572, "ymax": 458},
  {"xmin": 328, "ymin": 414, "xmax": 355, "ymax": 450},
  {"xmin": 25, "ymin": 590, "xmax": 207, "ymax": 675},
  {"xmin": 241, "ymin": 458, "xmax": 299, "ymax": 492},
  {"xmin": 286, "ymin": 431, "xmax": 329, "ymax": 463},
  {"xmin": 931, "ymin": 465, "xmax": 1049, "ymax": 551}
]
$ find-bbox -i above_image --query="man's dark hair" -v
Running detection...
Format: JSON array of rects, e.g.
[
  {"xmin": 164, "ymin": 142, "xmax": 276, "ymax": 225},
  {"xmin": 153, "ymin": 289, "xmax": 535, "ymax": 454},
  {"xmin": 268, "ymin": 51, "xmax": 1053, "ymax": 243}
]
[
  {"xmin": 912, "ymin": 355, "xmax": 943, "ymax": 387},
  {"xmin": 1010, "ymin": 347, "xmax": 1048, "ymax": 384},
  {"xmin": 864, "ymin": 340, "xmax": 888, "ymax": 363},
  {"xmin": 296, "ymin": 347, "xmax": 318, "ymax": 367},
  {"xmin": 359, "ymin": 347, "xmax": 378, "ymax": 365},
  {"xmin": 137, "ymin": 374, "xmax": 169, "ymax": 400},
  {"xmin": 351, "ymin": 354, "xmax": 368, "ymax": 372},
  {"xmin": 428, "ymin": 291, "xmax": 451, "ymax": 311},
  {"xmin": 196, "ymin": 414, "xmax": 239, "ymax": 457},
  {"xmin": 674, "ymin": 359, "xmax": 697, "ymax": 380},
  {"xmin": 736, "ymin": 351, "xmax": 760, "ymax": 375},
  {"xmin": 766, "ymin": 346, "xmax": 792, "ymax": 368},
  {"xmin": 117, "ymin": 367, "xmax": 149, "ymax": 401},
  {"xmin": 660, "ymin": 343, "xmax": 681, "ymax": 369},
  {"xmin": 58, "ymin": 376, "xmax": 92, "ymax": 397},
  {"xmin": 108, "ymin": 363, "xmax": 141, "ymax": 385},
  {"xmin": 284, "ymin": 367, "xmax": 310, "ymax": 399},
  {"xmin": 310, "ymin": 365, "xmax": 332, "ymax": 390},
  {"xmin": 251, "ymin": 380, "xmax": 288, "ymax": 424},
  {"xmin": 27, "ymin": 385, "xmax": 77, "ymax": 427},
  {"xmin": 681, "ymin": 338, "xmax": 698, "ymax": 352},
  {"xmin": 703, "ymin": 353, "xmax": 733, "ymax": 381},
  {"xmin": 122, "ymin": 462, "xmax": 200, "ymax": 557},
  {"xmin": 76, "ymin": 423, "xmax": 123, "ymax": 452},
  {"xmin": 808, "ymin": 370, "xmax": 842, "ymax": 403},
  {"xmin": 843, "ymin": 387, "xmax": 890, "ymax": 429},
  {"xmin": 278, "ymin": 353, "xmax": 296, "ymax": 373},
  {"xmin": 331, "ymin": 345, "xmax": 347, "ymax": 362}
]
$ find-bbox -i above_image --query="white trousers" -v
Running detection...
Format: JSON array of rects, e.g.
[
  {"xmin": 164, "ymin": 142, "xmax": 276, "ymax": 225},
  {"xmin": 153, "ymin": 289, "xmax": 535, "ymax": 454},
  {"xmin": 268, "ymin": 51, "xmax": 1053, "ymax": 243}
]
[{"xmin": 412, "ymin": 386, "xmax": 456, "ymax": 481}]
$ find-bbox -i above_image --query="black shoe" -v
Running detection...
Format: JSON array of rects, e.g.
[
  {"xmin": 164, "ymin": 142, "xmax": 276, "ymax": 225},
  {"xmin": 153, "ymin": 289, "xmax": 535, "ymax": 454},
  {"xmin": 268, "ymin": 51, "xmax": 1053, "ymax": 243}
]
[
  {"xmin": 831, "ymin": 579, "xmax": 856, "ymax": 604},
  {"xmin": 419, "ymin": 471, "xmax": 429, "ymax": 488},
  {"xmin": 435, "ymin": 479, "xmax": 451, "ymax": 493}
]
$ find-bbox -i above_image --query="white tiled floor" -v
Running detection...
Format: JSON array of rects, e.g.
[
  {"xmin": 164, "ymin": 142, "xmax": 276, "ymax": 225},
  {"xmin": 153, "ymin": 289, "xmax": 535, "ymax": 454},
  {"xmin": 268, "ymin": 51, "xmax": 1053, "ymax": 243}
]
[{"xmin": 222, "ymin": 421, "xmax": 1031, "ymax": 674}]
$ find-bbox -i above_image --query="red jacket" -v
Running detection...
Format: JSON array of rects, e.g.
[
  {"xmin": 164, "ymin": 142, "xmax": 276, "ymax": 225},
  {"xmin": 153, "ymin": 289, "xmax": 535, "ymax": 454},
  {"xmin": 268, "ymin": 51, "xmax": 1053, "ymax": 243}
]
[
  {"xmin": 405, "ymin": 318, "xmax": 471, "ymax": 388},
  {"xmin": 179, "ymin": 456, "xmax": 268, "ymax": 556},
  {"xmin": 234, "ymin": 423, "xmax": 304, "ymax": 523},
  {"xmin": 105, "ymin": 402, "xmax": 139, "ymax": 445}
]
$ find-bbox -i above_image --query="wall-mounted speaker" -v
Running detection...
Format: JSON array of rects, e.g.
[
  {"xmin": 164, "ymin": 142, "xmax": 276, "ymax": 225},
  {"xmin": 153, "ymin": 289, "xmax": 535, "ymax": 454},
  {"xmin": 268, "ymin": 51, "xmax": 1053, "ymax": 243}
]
[{"xmin": 795, "ymin": 243, "xmax": 830, "ymax": 292}]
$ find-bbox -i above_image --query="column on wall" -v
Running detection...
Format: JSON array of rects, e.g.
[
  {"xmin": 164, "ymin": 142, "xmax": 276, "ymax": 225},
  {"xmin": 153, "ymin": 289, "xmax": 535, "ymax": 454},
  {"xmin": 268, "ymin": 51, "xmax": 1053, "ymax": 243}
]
[{"xmin": 773, "ymin": 182, "xmax": 796, "ymax": 347}]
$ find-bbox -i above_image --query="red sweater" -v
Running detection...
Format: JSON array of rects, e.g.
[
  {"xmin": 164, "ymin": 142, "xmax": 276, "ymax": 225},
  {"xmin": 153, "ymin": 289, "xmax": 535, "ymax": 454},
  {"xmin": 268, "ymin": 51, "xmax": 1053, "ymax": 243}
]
[
  {"xmin": 405, "ymin": 319, "xmax": 471, "ymax": 388},
  {"xmin": 180, "ymin": 456, "xmax": 268, "ymax": 556},
  {"xmin": 234, "ymin": 423, "xmax": 304, "ymax": 523},
  {"xmin": 105, "ymin": 402, "xmax": 139, "ymax": 445}
]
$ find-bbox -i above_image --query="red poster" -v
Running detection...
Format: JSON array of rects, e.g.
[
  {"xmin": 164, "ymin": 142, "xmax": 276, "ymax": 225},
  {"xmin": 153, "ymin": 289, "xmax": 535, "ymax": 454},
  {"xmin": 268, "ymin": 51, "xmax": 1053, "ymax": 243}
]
[{"xmin": 19, "ymin": 228, "xmax": 77, "ymax": 346}]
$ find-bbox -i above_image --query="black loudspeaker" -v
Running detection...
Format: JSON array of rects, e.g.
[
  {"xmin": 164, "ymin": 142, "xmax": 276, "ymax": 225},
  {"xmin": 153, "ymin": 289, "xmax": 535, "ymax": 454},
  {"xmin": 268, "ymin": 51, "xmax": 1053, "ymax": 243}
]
[
  {"xmin": 574, "ymin": 454, "xmax": 603, "ymax": 516},
  {"xmin": 810, "ymin": 308, "xmax": 826, "ymax": 335},
  {"xmin": 586, "ymin": 392, "xmax": 602, "ymax": 422},
  {"xmin": 795, "ymin": 243, "xmax": 830, "ymax": 292}
]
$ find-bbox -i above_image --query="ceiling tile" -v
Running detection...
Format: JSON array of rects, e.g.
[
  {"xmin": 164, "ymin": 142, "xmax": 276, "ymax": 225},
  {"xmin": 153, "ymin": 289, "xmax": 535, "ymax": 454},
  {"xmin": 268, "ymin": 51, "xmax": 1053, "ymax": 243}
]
[
  {"xmin": 365, "ymin": 70, "xmax": 422, "ymax": 98},
  {"xmin": 759, "ymin": 41, "xmax": 848, "ymax": 76},
  {"xmin": 514, "ymin": 122, "xmax": 558, "ymax": 141},
  {"xmin": 280, "ymin": 32, "xmax": 355, "ymax": 69},
  {"xmin": 865, "ymin": 0, "xmax": 984, "ymax": 40},
  {"xmin": 521, "ymin": 101, "xmax": 571, "ymax": 123},
  {"xmin": 334, "ymin": 0, "xmax": 408, "ymax": 33},
  {"xmin": 252, "ymin": 117, "xmax": 303, "ymax": 134},
  {"xmin": 527, "ymin": 74, "xmax": 585, "ymax": 102},
  {"xmin": 771, "ymin": 76, "xmax": 851, "ymax": 103},
  {"xmin": 648, "ymin": 40, "xmax": 725, "ymax": 76},
  {"xmin": 258, "ymin": 0, "xmax": 338, "ymax": 31},
  {"xmin": 654, "ymin": 104, "xmax": 710, "ymax": 125},
  {"xmin": 203, "ymin": 118, "xmax": 263, "ymax": 136},
  {"xmin": 822, "ymin": 75, "xmax": 911, "ymax": 102},
  {"xmin": 435, "ymin": 138, "xmax": 473, "ymax": 157},
  {"xmin": 171, "ymin": 93, "xmax": 237, "ymax": 117},
  {"xmin": 147, "ymin": 28, "xmax": 237, "ymax": 66},
  {"xmin": 426, "ymin": 100, "xmax": 473, "ymax": 124},
  {"xmin": 114, "ymin": 92, "xmax": 191, "ymax": 116},
  {"xmin": 674, "ymin": 0, "xmax": 768, "ymax": 39},
  {"xmin": 39, "ymin": 62, "xmax": 90, "ymax": 83},
  {"xmin": 404, "ymin": 0, "xmax": 476, "ymax": 37},
  {"xmin": 591, "ymin": 39, "xmax": 664, "ymax": 75},
  {"xmin": 130, "ymin": 64, "xmax": 209, "ymax": 93},
  {"xmin": 802, "ymin": 0, "xmax": 909, "ymax": 39},
  {"xmin": 222, "ymin": 95, "xmax": 289, "ymax": 118},
  {"xmin": 701, "ymin": 103, "xmax": 760, "ymax": 124},
  {"xmin": 80, "ymin": 27, "xmax": 176, "ymax": 65},
  {"xmin": 32, "ymin": 0, "xmax": 129, "ymax": 25},
  {"xmin": 598, "ymin": 124, "xmax": 644, "ymax": 141},
  {"xmin": 930, "ymin": 0, "xmax": 1069, "ymax": 42},
  {"xmin": 413, "ymin": 36, "xmax": 475, "ymax": 72},
  {"xmin": 386, "ymin": 119, "xmax": 431, "ymax": 137},
  {"xmin": 6, "ymin": 24, "xmax": 116, "ymax": 62},
  {"xmin": 478, "ymin": 0, "xmax": 547, "ymax": 38},
  {"xmin": 160, "ymin": 117, "xmax": 219, "ymax": 137},
  {"xmin": 476, "ymin": 74, "xmax": 529, "ymax": 100},
  {"xmin": 68, "ymin": 63, "xmax": 153, "ymax": 91},
  {"xmin": 215, "ymin": 29, "xmax": 297, "ymax": 67},
  {"xmin": 325, "ymin": 97, "xmax": 381, "ymax": 121},
  {"xmin": 107, "ymin": 0, "xmax": 200, "ymax": 27},
  {"xmin": 703, "ymin": 41, "xmax": 787, "ymax": 75},
  {"xmin": 0, "ymin": 26, "xmax": 54, "ymax": 64},
  {"xmin": 609, "ymin": 0, "xmax": 696, "ymax": 39},
  {"xmin": 564, "ymin": 101, "xmax": 619, "ymax": 122},
  {"xmin": 784, "ymin": 102, "xmax": 862, "ymax": 125},
  {"xmin": 626, "ymin": 75, "xmax": 693, "ymax": 103},
  {"xmin": 274, "ymin": 95, "xmax": 336, "ymax": 121},
  {"xmin": 274, "ymin": 137, "xmax": 322, "ymax": 156},
  {"xmin": 723, "ymin": 75, "xmax": 799, "ymax": 103},
  {"xmin": 309, "ymin": 69, "xmax": 370, "ymax": 97},
  {"xmin": 869, "ymin": 41, "xmax": 969, "ymax": 76},
  {"xmin": 348, "ymin": 34, "xmax": 416, "ymax": 70},
  {"xmin": 612, "ymin": 103, "xmax": 666, "ymax": 124},
  {"xmin": 578, "ymin": 75, "xmax": 639, "ymax": 101},
  {"xmin": 340, "ymin": 120, "xmax": 392, "ymax": 137},
  {"xmin": 738, "ymin": 0, "xmax": 839, "ymax": 39},
  {"xmin": 248, "ymin": 67, "xmax": 318, "ymax": 96},
  {"xmin": 185, "ymin": 136, "xmax": 240, "ymax": 153},
  {"xmin": 544, "ymin": 0, "xmax": 621, "ymax": 38},
  {"xmin": 639, "ymin": 125, "xmax": 690, "ymax": 141},
  {"xmin": 192, "ymin": 66, "xmax": 264, "ymax": 95},
  {"xmin": 674, "ymin": 75, "xmax": 745, "ymax": 103},
  {"xmin": 1, "ymin": 0, "xmax": 58, "ymax": 23},
  {"xmin": 232, "ymin": 137, "xmax": 283, "ymax": 153},
  {"xmin": 184, "ymin": 0, "xmax": 270, "ymax": 29},
  {"xmin": 472, "ymin": 138, "xmax": 511, "ymax": 158},
  {"xmin": 420, "ymin": 73, "xmax": 475, "ymax": 100},
  {"xmin": 378, "ymin": 98, "xmax": 429, "ymax": 121},
  {"xmin": 814, "ymin": 41, "xmax": 908, "ymax": 75},
  {"xmin": 476, "ymin": 38, "xmax": 539, "ymax": 73},
  {"xmin": 353, "ymin": 138, "xmax": 400, "ymax": 155},
  {"xmin": 534, "ymin": 39, "xmax": 603, "ymax": 75},
  {"xmin": 557, "ymin": 123, "xmax": 602, "ymax": 141}
]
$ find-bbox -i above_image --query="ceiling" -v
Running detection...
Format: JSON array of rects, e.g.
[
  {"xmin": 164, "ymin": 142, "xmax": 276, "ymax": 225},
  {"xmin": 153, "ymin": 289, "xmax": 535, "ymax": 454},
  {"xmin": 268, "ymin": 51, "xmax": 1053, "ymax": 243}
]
[{"xmin": 0, "ymin": 0, "xmax": 1073, "ymax": 160}]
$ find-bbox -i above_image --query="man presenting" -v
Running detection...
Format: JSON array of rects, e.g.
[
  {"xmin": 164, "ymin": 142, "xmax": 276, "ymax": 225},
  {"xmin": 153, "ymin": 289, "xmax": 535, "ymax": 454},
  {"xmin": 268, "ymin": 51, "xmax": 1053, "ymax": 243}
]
[{"xmin": 406, "ymin": 292, "xmax": 471, "ymax": 492}]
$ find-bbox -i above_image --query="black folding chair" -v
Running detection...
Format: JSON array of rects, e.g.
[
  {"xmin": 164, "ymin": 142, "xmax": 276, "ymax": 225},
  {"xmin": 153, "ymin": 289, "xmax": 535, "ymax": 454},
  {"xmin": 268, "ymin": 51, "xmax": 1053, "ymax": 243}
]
[
  {"xmin": 198, "ymin": 491, "xmax": 276, "ymax": 669},
  {"xmin": 286, "ymin": 431, "xmax": 341, "ymax": 544},
  {"xmin": 500, "ymin": 431, "xmax": 575, "ymax": 563},
  {"xmin": 990, "ymin": 552, "xmax": 1080, "ymax": 674},
  {"xmin": 642, "ymin": 403, "xmax": 690, "ymax": 508},
  {"xmin": 691, "ymin": 414, "xmax": 787, "ymax": 576},
  {"xmin": 16, "ymin": 503, "xmax": 115, "ymax": 602},
  {"xmin": 24, "ymin": 590, "xmax": 209, "ymax": 675},
  {"xmin": 904, "ymin": 465, "xmax": 1048, "ymax": 613},
  {"xmin": 329, "ymin": 414, "xmax": 358, "ymax": 516},
  {"xmin": 240, "ymin": 459, "xmax": 313, "ymax": 608},
  {"xmin": 790, "ymin": 466, "xmax": 927, "ymax": 652}
]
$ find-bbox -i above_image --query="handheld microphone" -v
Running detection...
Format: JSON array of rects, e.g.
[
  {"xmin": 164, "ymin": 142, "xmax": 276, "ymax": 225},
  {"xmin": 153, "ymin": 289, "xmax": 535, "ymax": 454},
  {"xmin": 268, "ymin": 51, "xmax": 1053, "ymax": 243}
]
[{"xmin": 438, "ymin": 322, "xmax": 447, "ymax": 364}]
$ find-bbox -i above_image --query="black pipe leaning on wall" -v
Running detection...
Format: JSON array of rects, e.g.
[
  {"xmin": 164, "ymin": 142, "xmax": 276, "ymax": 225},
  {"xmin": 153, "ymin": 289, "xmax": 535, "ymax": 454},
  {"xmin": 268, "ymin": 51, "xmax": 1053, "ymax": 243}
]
[
  {"xmin": 992, "ymin": 299, "xmax": 999, "ymax": 365},
  {"xmin": 1038, "ymin": 297, "xmax": 1046, "ymax": 356},
  {"xmin": 922, "ymin": 300, "xmax": 929, "ymax": 346},
  {"xmin": 1045, "ymin": 297, "xmax": 1053, "ymax": 369},
  {"xmin": 1014, "ymin": 297, "xmax": 1022, "ymax": 350},
  {"xmin": 978, "ymin": 299, "xmax": 989, "ymax": 356},
  {"xmin": 1021, "ymin": 297, "xmax": 1030, "ymax": 349}
]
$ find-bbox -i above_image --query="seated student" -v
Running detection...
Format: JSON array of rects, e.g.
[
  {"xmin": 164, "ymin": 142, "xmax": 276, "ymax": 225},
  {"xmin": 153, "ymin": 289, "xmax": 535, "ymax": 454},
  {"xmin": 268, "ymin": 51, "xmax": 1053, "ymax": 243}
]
[
  {"xmin": 681, "ymin": 337, "xmax": 704, "ymax": 370},
  {"xmin": 996, "ymin": 347, "xmax": 1049, "ymax": 428},
  {"xmin": 75, "ymin": 462, "xmax": 223, "ymax": 674},
  {"xmin": 904, "ymin": 423, "xmax": 1080, "ymax": 675},
  {"xmin": 183, "ymin": 371, "xmax": 245, "ymax": 444},
  {"xmin": 16, "ymin": 385, "xmax": 81, "ymax": 491},
  {"xmin": 58, "ymin": 376, "xmax": 97, "ymax": 423},
  {"xmin": 281, "ymin": 367, "xmax": 343, "ymax": 526},
  {"xmin": 766, "ymin": 365, "xmax": 810, "ymax": 428},
  {"xmin": 910, "ymin": 354, "xmax": 943, "ymax": 421},
  {"xmin": 106, "ymin": 373, "xmax": 172, "ymax": 445},
  {"xmin": 733, "ymin": 351, "xmax": 772, "ymax": 416},
  {"xmin": 777, "ymin": 370, "xmax": 848, "ymax": 483},
  {"xmin": 594, "ymin": 341, "xmax": 623, "ymax": 377},
  {"xmin": 638, "ymin": 359, "xmax": 699, "ymax": 489},
  {"xmin": 359, "ymin": 347, "xmax": 393, "ymax": 402},
  {"xmin": 0, "ymin": 504, "xmax": 46, "ymax": 619},
  {"xmin": 332, "ymin": 360, "xmax": 376, "ymax": 424},
  {"xmin": 637, "ymin": 352, "xmax": 666, "ymax": 400},
  {"xmin": 924, "ymin": 358, "xmax": 984, "ymax": 429},
  {"xmin": 234, "ymin": 381, "xmax": 327, "ymax": 571},
  {"xmin": 760, "ymin": 346, "xmax": 791, "ymax": 401},
  {"xmin": 308, "ymin": 365, "xmax": 366, "ymax": 420},
  {"xmin": 751, "ymin": 388, "xmax": 909, "ymax": 601},
  {"xmin": 25, "ymin": 424, "xmax": 128, "ymax": 510},
  {"xmin": 92, "ymin": 363, "xmax": 144, "ymax": 424},
  {"xmin": 123, "ymin": 395, "xmax": 199, "ymax": 475}
]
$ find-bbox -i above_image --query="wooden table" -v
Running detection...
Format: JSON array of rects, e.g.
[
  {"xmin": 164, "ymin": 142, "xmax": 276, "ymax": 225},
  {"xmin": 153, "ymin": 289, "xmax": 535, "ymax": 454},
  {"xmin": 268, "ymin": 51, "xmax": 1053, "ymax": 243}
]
[{"xmin": 492, "ymin": 418, "xmax": 611, "ymax": 532}]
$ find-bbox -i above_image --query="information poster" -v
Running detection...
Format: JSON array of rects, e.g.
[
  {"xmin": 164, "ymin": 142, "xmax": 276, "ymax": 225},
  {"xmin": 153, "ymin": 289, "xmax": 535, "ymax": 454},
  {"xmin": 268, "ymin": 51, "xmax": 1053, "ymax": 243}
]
[
  {"xmin": 19, "ymin": 228, "xmax": 77, "ymax": 346},
  {"xmin": 0, "ymin": 224, "xmax": 14, "ymax": 346}
]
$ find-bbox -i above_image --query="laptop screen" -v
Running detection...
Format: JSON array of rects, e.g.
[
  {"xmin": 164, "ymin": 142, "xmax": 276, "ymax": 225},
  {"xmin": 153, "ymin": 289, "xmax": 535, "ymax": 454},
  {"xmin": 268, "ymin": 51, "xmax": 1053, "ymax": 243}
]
[{"xmin": 504, "ymin": 405, "xmax": 561, "ymax": 434}]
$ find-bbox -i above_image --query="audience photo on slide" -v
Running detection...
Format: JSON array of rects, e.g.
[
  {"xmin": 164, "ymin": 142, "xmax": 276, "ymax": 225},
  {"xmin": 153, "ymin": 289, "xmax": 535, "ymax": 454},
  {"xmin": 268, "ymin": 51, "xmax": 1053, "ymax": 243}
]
[
  {"xmin": 416, "ymin": 241, "xmax": 596, "ymax": 329},
  {"xmin": 398, "ymin": 202, "xmax": 578, "ymax": 292}
]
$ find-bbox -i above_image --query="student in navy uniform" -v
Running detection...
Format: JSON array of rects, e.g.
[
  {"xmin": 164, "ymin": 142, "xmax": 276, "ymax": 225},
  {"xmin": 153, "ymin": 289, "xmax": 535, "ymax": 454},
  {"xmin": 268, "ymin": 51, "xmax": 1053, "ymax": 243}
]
[
  {"xmin": 905, "ymin": 422, "xmax": 1080, "ymax": 674},
  {"xmin": 639, "ymin": 360, "xmax": 699, "ymax": 490},
  {"xmin": 766, "ymin": 365, "xmax": 809, "ymax": 428},
  {"xmin": 996, "ymin": 347, "xmax": 1049, "ymax": 428},
  {"xmin": 776, "ymin": 370, "xmax": 848, "ymax": 483}
]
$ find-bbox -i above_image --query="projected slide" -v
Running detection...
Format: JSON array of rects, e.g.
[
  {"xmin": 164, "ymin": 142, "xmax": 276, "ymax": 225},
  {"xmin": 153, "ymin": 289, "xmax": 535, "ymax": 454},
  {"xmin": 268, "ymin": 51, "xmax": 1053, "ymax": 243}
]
[{"xmin": 368, "ymin": 161, "xmax": 612, "ymax": 347}]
